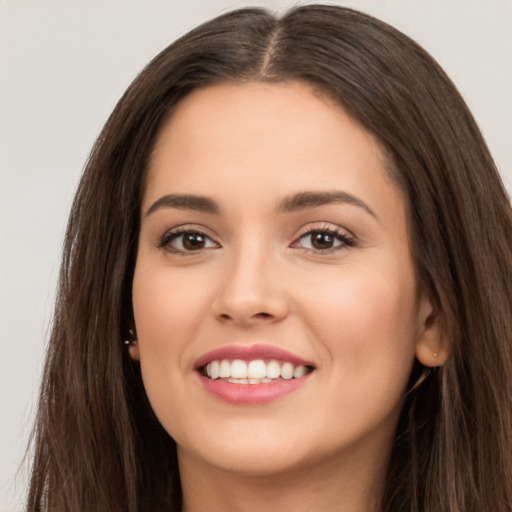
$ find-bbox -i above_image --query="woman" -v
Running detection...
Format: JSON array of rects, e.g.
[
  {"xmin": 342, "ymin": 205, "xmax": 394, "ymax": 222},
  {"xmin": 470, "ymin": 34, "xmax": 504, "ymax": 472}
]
[{"xmin": 27, "ymin": 5, "xmax": 512, "ymax": 512}]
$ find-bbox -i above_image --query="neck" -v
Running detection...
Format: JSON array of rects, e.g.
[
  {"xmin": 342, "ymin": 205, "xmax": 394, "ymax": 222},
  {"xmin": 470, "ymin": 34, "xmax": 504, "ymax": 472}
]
[{"xmin": 179, "ymin": 444, "xmax": 388, "ymax": 512}]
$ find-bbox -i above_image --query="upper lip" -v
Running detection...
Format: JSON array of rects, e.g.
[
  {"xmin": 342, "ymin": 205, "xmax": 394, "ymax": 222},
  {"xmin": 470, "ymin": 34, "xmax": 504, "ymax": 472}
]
[{"xmin": 193, "ymin": 343, "xmax": 315, "ymax": 370}]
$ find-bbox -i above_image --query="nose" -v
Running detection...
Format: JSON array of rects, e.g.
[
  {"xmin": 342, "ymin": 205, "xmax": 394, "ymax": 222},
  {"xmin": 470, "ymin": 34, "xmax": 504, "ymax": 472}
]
[{"xmin": 211, "ymin": 245, "xmax": 289, "ymax": 327}]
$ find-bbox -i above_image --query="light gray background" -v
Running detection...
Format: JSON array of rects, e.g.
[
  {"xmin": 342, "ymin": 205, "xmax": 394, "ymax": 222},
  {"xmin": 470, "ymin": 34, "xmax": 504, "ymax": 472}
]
[{"xmin": 1, "ymin": 1, "xmax": 511, "ymax": 510}]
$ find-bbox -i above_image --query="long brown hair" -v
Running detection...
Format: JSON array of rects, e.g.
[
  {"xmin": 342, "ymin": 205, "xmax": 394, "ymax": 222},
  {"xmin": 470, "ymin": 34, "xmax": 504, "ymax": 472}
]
[{"xmin": 28, "ymin": 5, "xmax": 512, "ymax": 511}]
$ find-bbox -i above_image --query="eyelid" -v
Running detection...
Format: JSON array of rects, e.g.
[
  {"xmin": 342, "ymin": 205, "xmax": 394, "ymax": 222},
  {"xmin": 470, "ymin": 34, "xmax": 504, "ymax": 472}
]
[
  {"xmin": 290, "ymin": 222, "xmax": 356, "ymax": 252},
  {"xmin": 154, "ymin": 222, "xmax": 355, "ymax": 254},
  {"xmin": 157, "ymin": 224, "xmax": 221, "ymax": 253}
]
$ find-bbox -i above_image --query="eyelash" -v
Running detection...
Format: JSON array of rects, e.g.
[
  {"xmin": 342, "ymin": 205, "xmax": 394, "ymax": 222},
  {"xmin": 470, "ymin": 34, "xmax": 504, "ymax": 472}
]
[
  {"xmin": 292, "ymin": 225, "xmax": 356, "ymax": 253},
  {"xmin": 158, "ymin": 227, "xmax": 218, "ymax": 254},
  {"xmin": 158, "ymin": 225, "xmax": 356, "ymax": 255}
]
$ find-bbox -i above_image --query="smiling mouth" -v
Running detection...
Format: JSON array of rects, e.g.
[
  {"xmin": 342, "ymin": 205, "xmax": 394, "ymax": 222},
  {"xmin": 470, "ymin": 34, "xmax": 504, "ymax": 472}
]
[{"xmin": 201, "ymin": 358, "xmax": 315, "ymax": 384}]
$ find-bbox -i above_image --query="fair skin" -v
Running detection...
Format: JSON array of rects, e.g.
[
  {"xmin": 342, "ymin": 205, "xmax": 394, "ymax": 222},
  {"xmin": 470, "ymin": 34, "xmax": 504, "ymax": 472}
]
[{"xmin": 131, "ymin": 81, "xmax": 445, "ymax": 512}]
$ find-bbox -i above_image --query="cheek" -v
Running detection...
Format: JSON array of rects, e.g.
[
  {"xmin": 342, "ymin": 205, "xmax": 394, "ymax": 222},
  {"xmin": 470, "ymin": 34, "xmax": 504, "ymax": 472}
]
[
  {"xmin": 131, "ymin": 261, "xmax": 214, "ymax": 440},
  {"xmin": 297, "ymin": 261, "xmax": 419, "ymax": 383},
  {"xmin": 131, "ymin": 262, "xmax": 212, "ymax": 398},
  {"xmin": 300, "ymin": 264, "xmax": 420, "ymax": 445},
  {"xmin": 133, "ymin": 263, "xmax": 211, "ymax": 348}
]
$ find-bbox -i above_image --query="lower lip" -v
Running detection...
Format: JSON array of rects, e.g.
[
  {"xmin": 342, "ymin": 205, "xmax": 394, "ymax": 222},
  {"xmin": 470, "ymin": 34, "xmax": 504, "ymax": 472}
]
[{"xmin": 198, "ymin": 374, "xmax": 311, "ymax": 405}]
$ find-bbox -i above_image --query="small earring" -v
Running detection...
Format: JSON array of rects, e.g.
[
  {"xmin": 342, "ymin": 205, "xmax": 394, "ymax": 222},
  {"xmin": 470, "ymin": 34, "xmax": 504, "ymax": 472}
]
[
  {"xmin": 433, "ymin": 352, "xmax": 438, "ymax": 358},
  {"xmin": 124, "ymin": 329, "xmax": 137, "ymax": 346}
]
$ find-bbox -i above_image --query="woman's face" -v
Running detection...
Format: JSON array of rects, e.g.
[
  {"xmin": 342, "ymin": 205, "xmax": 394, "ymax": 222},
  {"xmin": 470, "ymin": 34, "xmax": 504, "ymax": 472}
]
[{"xmin": 132, "ymin": 81, "xmax": 439, "ymax": 477}]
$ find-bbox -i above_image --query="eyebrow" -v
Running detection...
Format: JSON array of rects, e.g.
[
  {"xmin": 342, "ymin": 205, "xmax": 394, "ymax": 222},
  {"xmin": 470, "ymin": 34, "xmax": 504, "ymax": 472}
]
[
  {"xmin": 145, "ymin": 190, "xmax": 376, "ymax": 218},
  {"xmin": 145, "ymin": 194, "xmax": 219, "ymax": 216},
  {"xmin": 278, "ymin": 191, "xmax": 376, "ymax": 217}
]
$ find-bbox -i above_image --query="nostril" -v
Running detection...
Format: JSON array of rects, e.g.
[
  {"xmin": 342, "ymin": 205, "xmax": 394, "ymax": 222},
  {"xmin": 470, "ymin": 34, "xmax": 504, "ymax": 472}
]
[
  {"xmin": 254, "ymin": 312, "xmax": 272, "ymax": 319},
  {"xmin": 217, "ymin": 312, "xmax": 273, "ymax": 322}
]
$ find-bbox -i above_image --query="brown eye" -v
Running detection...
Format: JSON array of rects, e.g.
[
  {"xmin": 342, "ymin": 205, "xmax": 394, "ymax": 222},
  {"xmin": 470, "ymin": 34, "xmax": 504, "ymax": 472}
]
[
  {"xmin": 182, "ymin": 232, "xmax": 206, "ymax": 250},
  {"xmin": 310, "ymin": 231, "xmax": 335, "ymax": 250},
  {"xmin": 294, "ymin": 228, "xmax": 354, "ymax": 252},
  {"xmin": 161, "ymin": 230, "xmax": 218, "ymax": 253}
]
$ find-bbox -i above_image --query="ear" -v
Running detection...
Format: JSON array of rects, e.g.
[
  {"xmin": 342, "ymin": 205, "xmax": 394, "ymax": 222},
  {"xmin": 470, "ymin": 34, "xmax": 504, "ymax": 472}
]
[
  {"xmin": 128, "ymin": 340, "xmax": 140, "ymax": 361},
  {"xmin": 415, "ymin": 294, "xmax": 449, "ymax": 367},
  {"xmin": 125, "ymin": 328, "xmax": 140, "ymax": 361}
]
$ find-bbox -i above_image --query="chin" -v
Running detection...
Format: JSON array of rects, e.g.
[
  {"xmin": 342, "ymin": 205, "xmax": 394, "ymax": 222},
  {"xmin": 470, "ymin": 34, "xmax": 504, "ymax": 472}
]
[
  {"xmin": 173, "ymin": 420, "xmax": 318, "ymax": 476},
  {"xmin": 182, "ymin": 442, "xmax": 313, "ymax": 477}
]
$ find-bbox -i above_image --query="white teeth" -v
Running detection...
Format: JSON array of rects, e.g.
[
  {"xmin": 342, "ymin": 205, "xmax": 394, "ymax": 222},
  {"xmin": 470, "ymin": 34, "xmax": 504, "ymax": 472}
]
[
  {"xmin": 247, "ymin": 359, "xmax": 266, "ymax": 379},
  {"xmin": 280, "ymin": 362, "xmax": 294, "ymax": 380},
  {"xmin": 293, "ymin": 365, "xmax": 308, "ymax": 378},
  {"xmin": 204, "ymin": 358, "xmax": 311, "ymax": 381},
  {"xmin": 210, "ymin": 361, "xmax": 220, "ymax": 379},
  {"xmin": 219, "ymin": 360, "xmax": 231, "ymax": 378},
  {"xmin": 266, "ymin": 359, "xmax": 281, "ymax": 379},
  {"xmin": 231, "ymin": 359, "xmax": 247, "ymax": 378},
  {"xmin": 228, "ymin": 378, "xmax": 249, "ymax": 384},
  {"xmin": 228, "ymin": 377, "xmax": 275, "ymax": 385}
]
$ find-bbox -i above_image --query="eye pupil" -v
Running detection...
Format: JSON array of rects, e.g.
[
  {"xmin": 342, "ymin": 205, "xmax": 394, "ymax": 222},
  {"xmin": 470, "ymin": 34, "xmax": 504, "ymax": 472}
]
[
  {"xmin": 311, "ymin": 231, "xmax": 334, "ymax": 249},
  {"xmin": 183, "ymin": 233, "xmax": 205, "ymax": 250}
]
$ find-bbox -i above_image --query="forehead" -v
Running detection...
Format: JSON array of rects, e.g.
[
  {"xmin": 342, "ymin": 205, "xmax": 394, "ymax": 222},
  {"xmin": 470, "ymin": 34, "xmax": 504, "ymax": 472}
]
[{"xmin": 144, "ymin": 81, "xmax": 404, "ymax": 223}]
